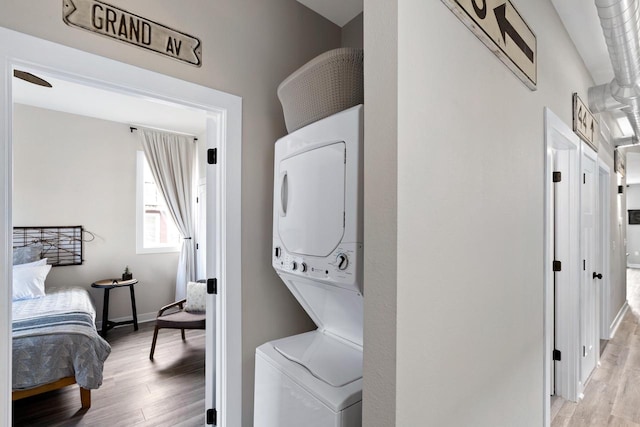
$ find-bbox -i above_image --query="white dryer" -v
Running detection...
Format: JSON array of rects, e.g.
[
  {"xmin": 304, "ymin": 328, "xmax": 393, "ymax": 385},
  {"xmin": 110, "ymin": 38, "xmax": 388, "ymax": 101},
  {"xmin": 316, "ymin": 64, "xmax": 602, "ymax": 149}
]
[{"xmin": 254, "ymin": 105, "xmax": 364, "ymax": 427}]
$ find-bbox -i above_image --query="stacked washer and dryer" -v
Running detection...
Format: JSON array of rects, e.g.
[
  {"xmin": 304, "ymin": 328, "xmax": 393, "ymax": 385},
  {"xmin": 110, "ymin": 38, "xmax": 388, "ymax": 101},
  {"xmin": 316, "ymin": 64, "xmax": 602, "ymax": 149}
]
[{"xmin": 254, "ymin": 48, "xmax": 364, "ymax": 427}]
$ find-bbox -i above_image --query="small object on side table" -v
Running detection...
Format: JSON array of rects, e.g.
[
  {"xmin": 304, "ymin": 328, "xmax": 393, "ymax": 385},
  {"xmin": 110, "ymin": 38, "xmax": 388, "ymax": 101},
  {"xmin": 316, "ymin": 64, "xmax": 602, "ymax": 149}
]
[
  {"xmin": 91, "ymin": 278, "xmax": 139, "ymax": 338},
  {"xmin": 122, "ymin": 265, "xmax": 133, "ymax": 281}
]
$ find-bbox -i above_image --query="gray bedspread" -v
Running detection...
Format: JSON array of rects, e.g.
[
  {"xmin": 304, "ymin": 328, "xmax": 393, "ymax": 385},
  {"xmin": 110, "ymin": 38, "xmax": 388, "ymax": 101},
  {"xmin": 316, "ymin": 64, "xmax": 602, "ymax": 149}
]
[{"xmin": 12, "ymin": 288, "xmax": 111, "ymax": 390}]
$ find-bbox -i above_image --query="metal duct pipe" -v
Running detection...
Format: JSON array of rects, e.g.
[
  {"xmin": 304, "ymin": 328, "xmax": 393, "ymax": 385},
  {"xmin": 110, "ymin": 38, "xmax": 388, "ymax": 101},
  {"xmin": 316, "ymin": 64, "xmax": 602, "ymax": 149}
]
[
  {"xmin": 597, "ymin": 0, "xmax": 640, "ymax": 85},
  {"xmin": 588, "ymin": 82, "xmax": 626, "ymax": 112},
  {"xmin": 625, "ymin": 104, "xmax": 640, "ymax": 134},
  {"xmin": 614, "ymin": 135, "xmax": 639, "ymax": 146},
  {"xmin": 589, "ymin": 0, "xmax": 640, "ymax": 140}
]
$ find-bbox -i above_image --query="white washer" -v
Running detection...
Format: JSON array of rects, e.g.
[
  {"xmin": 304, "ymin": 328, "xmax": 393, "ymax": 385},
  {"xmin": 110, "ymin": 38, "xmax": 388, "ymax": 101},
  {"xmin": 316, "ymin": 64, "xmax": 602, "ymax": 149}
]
[
  {"xmin": 255, "ymin": 332, "xmax": 362, "ymax": 427},
  {"xmin": 254, "ymin": 105, "xmax": 363, "ymax": 427}
]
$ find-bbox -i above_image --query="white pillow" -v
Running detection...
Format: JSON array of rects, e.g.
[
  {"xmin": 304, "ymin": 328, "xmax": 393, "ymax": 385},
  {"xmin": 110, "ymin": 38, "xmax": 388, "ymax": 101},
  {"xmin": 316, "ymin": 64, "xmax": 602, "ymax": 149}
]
[
  {"xmin": 184, "ymin": 281, "xmax": 206, "ymax": 313},
  {"xmin": 12, "ymin": 264, "xmax": 51, "ymax": 301},
  {"xmin": 14, "ymin": 258, "xmax": 48, "ymax": 269}
]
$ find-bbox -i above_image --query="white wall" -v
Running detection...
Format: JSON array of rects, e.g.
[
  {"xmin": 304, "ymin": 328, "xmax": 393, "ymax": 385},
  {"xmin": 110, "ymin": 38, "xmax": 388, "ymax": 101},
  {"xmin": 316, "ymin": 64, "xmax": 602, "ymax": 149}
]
[
  {"xmin": 0, "ymin": 1, "xmax": 339, "ymax": 423},
  {"xmin": 625, "ymin": 151, "xmax": 640, "ymax": 184},
  {"xmin": 364, "ymin": 0, "xmax": 625, "ymax": 425},
  {"xmin": 12, "ymin": 104, "xmax": 181, "ymax": 321},
  {"xmin": 627, "ymin": 184, "xmax": 640, "ymax": 265}
]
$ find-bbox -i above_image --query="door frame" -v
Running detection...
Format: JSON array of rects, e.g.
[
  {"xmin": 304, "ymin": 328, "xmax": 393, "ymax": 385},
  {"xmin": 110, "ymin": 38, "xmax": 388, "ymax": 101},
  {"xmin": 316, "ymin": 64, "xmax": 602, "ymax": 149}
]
[
  {"xmin": 0, "ymin": 27, "xmax": 242, "ymax": 426},
  {"xmin": 579, "ymin": 141, "xmax": 599, "ymax": 389},
  {"xmin": 598, "ymin": 160, "xmax": 611, "ymax": 340},
  {"xmin": 544, "ymin": 108, "xmax": 581, "ymax": 426}
]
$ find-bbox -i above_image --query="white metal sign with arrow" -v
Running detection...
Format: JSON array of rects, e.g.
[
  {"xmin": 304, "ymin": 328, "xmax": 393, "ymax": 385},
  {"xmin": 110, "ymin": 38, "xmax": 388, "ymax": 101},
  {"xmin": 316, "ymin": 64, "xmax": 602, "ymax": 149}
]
[{"xmin": 441, "ymin": 0, "xmax": 537, "ymax": 90}]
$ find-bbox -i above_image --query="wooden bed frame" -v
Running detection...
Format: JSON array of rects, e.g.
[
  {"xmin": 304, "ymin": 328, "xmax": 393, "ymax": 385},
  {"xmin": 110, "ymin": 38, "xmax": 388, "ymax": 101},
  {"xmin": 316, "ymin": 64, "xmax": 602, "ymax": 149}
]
[{"xmin": 12, "ymin": 376, "xmax": 91, "ymax": 408}]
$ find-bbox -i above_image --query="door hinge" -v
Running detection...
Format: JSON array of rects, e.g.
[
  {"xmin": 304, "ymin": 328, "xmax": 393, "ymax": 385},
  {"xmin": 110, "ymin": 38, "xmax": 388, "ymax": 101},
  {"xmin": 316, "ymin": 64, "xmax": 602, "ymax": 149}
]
[
  {"xmin": 208, "ymin": 148, "xmax": 218, "ymax": 165},
  {"xmin": 583, "ymin": 346, "xmax": 586, "ymax": 357},
  {"xmin": 207, "ymin": 278, "xmax": 218, "ymax": 295},
  {"xmin": 552, "ymin": 171, "xmax": 561, "ymax": 183},
  {"xmin": 196, "ymin": 243, "xmax": 199, "ymax": 250},
  {"xmin": 206, "ymin": 408, "xmax": 217, "ymax": 425},
  {"xmin": 552, "ymin": 260, "xmax": 562, "ymax": 272},
  {"xmin": 583, "ymin": 260, "xmax": 586, "ymax": 271},
  {"xmin": 552, "ymin": 349, "xmax": 561, "ymax": 361},
  {"xmin": 583, "ymin": 173, "xmax": 586, "ymax": 184}
]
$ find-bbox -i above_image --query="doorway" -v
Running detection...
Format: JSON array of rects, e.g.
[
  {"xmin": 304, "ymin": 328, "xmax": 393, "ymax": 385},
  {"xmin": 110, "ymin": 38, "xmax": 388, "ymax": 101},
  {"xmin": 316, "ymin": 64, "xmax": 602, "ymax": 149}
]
[
  {"xmin": 580, "ymin": 142, "xmax": 598, "ymax": 387},
  {"xmin": 0, "ymin": 27, "xmax": 242, "ymax": 426},
  {"xmin": 598, "ymin": 161, "xmax": 611, "ymax": 342},
  {"xmin": 544, "ymin": 108, "xmax": 581, "ymax": 426}
]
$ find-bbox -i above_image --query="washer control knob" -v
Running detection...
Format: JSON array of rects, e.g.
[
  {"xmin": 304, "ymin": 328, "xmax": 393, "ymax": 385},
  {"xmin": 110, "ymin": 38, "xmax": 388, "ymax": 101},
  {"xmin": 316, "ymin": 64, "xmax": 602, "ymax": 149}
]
[
  {"xmin": 336, "ymin": 253, "xmax": 349, "ymax": 271},
  {"xmin": 300, "ymin": 262, "xmax": 308, "ymax": 273},
  {"xmin": 291, "ymin": 261, "xmax": 298, "ymax": 271}
]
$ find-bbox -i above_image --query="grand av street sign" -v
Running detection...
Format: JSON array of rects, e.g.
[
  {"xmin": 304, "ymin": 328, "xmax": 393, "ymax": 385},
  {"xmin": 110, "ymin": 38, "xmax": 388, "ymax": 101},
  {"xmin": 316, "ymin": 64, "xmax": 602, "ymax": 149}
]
[
  {"xmin": 63, "ymin": 0, "xmax": 202, "ymax": 67},
  {"xmin": 442, "ymin": 0, "xmax": 537, "ymax": 90}
]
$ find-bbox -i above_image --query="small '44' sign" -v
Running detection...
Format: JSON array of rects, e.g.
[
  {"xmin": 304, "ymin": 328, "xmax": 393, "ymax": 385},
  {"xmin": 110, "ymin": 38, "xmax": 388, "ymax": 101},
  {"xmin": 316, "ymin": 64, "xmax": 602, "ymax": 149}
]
[{"xmin": 573, "ymin": 93, "xmax": 597, "ymax": 150}]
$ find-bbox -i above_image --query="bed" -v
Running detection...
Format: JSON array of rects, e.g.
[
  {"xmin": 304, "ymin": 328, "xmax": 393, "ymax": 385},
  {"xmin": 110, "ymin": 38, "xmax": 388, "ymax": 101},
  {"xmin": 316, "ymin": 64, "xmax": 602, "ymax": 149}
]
[{"xmin": 12, "ymin": 287, "xmax": 111, "ymax": 408}]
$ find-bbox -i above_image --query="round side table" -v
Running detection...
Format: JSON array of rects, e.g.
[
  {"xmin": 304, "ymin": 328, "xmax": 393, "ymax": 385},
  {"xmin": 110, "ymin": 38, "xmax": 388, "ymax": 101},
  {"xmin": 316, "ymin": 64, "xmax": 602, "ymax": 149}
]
[{"xmin": 91, "ymin": 278, "xmax": 139, "ymax": 338}]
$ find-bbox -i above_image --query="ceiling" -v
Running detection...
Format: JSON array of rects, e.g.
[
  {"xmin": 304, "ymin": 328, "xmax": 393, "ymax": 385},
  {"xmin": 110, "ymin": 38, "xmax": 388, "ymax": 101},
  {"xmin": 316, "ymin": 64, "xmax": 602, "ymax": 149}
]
[
  {"xmin": 12, "ymin": 70, "xmax": 207, "ymax": 135},
  {"xmin": 551, "ymin": 0, "xmax": 613, "ymax": 85},
  {"xmin": 296, "ymin": 0, "xmax": 362, "ymax": 27}
]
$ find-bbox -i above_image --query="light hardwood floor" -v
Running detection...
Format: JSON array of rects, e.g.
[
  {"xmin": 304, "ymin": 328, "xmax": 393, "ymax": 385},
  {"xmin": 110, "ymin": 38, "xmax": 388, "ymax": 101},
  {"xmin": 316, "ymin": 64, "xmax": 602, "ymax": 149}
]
[
  {"xmin": 552, "ymin": 268, "xmax": 640, "ymax": 427},
  {"xmin": 13, "ymin": 322, "xmax": 205, "ymax": 426}
]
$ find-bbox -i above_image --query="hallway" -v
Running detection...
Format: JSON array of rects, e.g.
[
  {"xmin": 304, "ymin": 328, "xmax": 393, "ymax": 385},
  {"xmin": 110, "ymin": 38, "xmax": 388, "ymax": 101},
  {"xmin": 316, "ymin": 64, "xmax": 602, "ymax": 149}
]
[{"xmin": 552, "ymin": 269, "xmax": 640, "ymax": 426}]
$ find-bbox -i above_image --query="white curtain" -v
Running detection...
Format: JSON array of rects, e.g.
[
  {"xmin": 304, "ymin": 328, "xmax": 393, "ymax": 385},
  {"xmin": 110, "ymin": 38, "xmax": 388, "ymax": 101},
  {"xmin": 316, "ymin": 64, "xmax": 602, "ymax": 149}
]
[{"xmin": 140, "ymin": 129, "xmax": 197, "ymax": 300}]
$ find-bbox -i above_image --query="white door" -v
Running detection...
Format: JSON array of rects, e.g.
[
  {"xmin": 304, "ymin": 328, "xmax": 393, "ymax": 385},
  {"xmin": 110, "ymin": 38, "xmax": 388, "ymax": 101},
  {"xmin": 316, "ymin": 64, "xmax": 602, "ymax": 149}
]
[
  {"xmin": 196, "ymin": 179, "xmax": 207, "ymax": 280},
  {"xmin": 598, "ymin": 163, "xmax": 611, "ymax": 339},
  {"xmin": 544, "ymin": 109, "xmax": 582, "ymax": 421},
  {"xmin": 550, "ymin": 149, "xmax": 571, "ymax": 397},
  {"xmin": 580, "ymin": 143, "xmax": 598, "ymax": 385},
  {"xmin": 550, "ymin": 151, "xmax": 557, "ymax": 395}
]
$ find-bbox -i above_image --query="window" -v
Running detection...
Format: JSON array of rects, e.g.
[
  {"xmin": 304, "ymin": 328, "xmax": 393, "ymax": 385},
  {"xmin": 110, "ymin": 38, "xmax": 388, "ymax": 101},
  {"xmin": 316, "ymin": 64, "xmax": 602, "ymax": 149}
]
[{"xmin": 136, "ymin": 151, "xmax": 181, "ymax": 253}]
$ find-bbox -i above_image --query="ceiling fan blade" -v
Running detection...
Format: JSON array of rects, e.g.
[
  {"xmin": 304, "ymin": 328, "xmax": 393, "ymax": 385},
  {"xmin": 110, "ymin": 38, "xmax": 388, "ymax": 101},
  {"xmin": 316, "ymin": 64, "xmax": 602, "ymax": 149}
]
[{"xmin": 13, "ymin": 70, "xmax": 52, "ymax": 88}]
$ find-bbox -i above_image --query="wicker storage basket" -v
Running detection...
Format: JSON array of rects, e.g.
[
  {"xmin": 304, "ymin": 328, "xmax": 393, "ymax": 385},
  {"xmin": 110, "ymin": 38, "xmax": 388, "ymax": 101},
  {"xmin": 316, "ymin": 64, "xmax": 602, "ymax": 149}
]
[{"xmin": 278, "ymin": 47, "xmax": 363, "ymax": 133}]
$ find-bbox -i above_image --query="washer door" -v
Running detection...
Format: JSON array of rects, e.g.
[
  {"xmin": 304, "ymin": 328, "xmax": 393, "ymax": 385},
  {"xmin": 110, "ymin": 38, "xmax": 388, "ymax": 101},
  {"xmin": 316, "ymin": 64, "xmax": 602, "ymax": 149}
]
[
  {"xmin": 274, "ymin": 331, "xmax": 362, "ymax": 388},
  {"xmin": 277, "ymin": 141, "xmax": 345, "ymax": 257}
]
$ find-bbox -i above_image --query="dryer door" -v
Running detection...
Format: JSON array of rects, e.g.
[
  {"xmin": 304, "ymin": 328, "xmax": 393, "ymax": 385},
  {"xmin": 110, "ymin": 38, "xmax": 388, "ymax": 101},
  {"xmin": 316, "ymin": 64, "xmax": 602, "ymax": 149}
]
[{"xmin": 277, "ymin": 141, "xmax": 345, "ymax": 257}]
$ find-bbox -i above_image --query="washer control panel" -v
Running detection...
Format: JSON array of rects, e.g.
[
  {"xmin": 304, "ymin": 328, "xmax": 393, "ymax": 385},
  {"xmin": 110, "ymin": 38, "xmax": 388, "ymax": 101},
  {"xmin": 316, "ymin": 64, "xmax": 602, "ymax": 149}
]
[
  {"xmin": 273, "ymin": 242, "xmax": 362, "ymax": 287},
  {"xmin": 335, "ymin": 253, "xmax": 349, "ymax": 270}
]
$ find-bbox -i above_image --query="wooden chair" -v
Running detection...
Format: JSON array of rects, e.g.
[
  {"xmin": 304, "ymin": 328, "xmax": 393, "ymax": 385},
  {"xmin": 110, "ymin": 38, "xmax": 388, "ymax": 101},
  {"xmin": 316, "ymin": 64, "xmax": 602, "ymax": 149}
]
[{"xmin": 149, "ymin": 298, "xmax": 206, "ymax": 360}]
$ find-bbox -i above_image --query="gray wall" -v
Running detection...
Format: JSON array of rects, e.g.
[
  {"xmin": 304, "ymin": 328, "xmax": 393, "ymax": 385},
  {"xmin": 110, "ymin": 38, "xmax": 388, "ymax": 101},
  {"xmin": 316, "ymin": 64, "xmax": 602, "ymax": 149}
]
[
  {"xmin": 363, "ymin": 1, "xmax": 397, "ymax": 425},
  {"xmin": 342, "ymin": 13, "xmax": 363, "ymax": 49},
  {"xmin": 12, "ymin": 104, "xmax": 181, "ymax": 321},
  {"xmin": 0, "ymin": 1, "xmax": 340, "ymax": 424},
  {"xmin": 364, "ymin": 0, "xmax": 625, "ymax": 425}
]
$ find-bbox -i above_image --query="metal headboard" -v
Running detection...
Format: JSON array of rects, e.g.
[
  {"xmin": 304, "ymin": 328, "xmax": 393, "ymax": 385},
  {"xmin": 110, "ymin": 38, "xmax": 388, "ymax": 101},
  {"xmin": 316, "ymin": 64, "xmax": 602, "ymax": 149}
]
[{"xmin": 12, "ymin": 226, "xmax": 93, "ymax": 267}]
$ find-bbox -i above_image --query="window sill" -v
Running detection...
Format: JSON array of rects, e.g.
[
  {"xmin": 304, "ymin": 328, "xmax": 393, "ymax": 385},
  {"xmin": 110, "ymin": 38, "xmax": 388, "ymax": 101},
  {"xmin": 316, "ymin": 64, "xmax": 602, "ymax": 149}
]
[{"xmin": 136, "ymin": 246, "xmax": 181, "ymax": 255}]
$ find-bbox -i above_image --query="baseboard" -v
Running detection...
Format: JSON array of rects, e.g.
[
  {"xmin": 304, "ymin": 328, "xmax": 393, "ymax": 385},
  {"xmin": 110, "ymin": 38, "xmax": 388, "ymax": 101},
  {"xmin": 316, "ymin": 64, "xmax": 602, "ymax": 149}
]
[
  {"xmin": 610, "ymin": 301, "xmax": 629, "ymax": 339},
  {"xmin": 96, "ymin": 311, "xmax": 156, "ymax": 331},
  {"xmin": 627, "ymin": 263, "xmax": 640, "ymax": 269}
]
